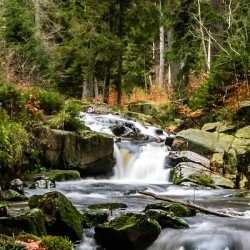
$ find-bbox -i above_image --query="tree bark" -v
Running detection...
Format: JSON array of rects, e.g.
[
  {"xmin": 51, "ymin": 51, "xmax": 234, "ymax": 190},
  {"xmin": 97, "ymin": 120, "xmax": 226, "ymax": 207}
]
[
  {"xmin": 138, "ymin": 190, "xmax": 235, "ymax": 218},
  {"xmin": 103, "ymin": 62, "xmax": 111, "ymax": 104},
  {"xmin": 116, "ymin": 0, "xmax": 124, "ymax": 106},
  {"xmin": 158, "ymin": 0, "xmax": 165, "ymax": 89}
]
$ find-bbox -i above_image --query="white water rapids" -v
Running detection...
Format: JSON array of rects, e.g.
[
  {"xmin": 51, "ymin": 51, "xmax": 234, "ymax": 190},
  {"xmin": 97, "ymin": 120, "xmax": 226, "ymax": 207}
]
[
  {"xmin": 27, "ymin": 111, "xmax": 250, "ymax": 250},
  {"xmin": 80, "ymin": 112, "xmax": 172, "ymax": 182}
]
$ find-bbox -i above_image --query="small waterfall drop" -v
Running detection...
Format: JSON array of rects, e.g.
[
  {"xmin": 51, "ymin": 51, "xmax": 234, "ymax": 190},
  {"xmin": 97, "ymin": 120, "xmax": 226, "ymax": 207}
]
[
  {"xmin": 113, "ymin": 141, "xmax": 171, "ymax": 182},
  {"xmin": 79, "ymin": 111, "xmax": 172, "ymax": 183}
]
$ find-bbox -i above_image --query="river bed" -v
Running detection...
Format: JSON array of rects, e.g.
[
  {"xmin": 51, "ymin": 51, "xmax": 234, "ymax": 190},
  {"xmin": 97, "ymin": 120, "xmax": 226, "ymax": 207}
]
[{"xmin": 25, "ymin": 112, "xmax": 250, "ymax": 249}]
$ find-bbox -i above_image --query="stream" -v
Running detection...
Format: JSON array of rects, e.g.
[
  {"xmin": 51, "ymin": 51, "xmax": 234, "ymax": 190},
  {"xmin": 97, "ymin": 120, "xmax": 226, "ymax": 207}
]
[{"xmin": 27, "ymin": 112, "xmax": 250, "ymax": 250}]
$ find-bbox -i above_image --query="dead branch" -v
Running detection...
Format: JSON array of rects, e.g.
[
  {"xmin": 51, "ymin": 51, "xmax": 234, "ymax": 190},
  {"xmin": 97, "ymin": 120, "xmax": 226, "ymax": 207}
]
[{"xmin": 138, "ymin": 190, "xmax": 234, "ymax": 218}]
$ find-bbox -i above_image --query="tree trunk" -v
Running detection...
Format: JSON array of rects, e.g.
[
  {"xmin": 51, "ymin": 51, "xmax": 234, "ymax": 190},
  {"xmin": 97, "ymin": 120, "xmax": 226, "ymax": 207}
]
[
  {"xmin": 116, "ymin": 1, "xmax": 124, "ymax": 106},
  {"xmin": 167, "ymin": 28, "xmax": 181, "ymax": 86},
  {"xmin": 103, "ymin": 62, "xmax": 111, "ymax": 104},
  {"xmin": 82, "ymin": 39, "xmax": 94, "ymax": 101},
  {"xmin": 197, "ymin": 0, "xmax": 208, "ymax": 71},
  {"xmin": 158, "ymin": 0, "xmax": 165, "ymax": 89},
  {"xmin": 138, "ymin": 190, "xmax": 235, "ymax": 218}
]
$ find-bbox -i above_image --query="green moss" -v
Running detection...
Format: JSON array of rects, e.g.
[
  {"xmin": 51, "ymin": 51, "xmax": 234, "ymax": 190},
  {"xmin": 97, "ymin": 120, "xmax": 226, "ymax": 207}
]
[
  {"xmin": 46, "ymin": 170, "xmax": 80, "ymax": 182},
  {"xmin": 100, "ymin": 213, "xmax": 161, "ymax": 234},
  {"xmin": 28, "ymin": 191, "xmax": 83, "ymax": 241},
  {"xmin": 172, "ymin": 172, "xmax": 183, "ymax": 185},
  {"xmin": 41, "ymin": 236, "xmax": 74, "ymax": 250},
  {"xmin": 82, "ymin": 211, "xmax": 109, "ymax": 228},
  {"xmin": 145, "ymin": 209, "xmax": 189, "ymax": 229},
  {"xmin": 188, "ymin": 173, "xmax": 216, "ymax": 188},
  {"xmin": 168, "ymin": 203, "xmax": 192, "ymax": 217}
]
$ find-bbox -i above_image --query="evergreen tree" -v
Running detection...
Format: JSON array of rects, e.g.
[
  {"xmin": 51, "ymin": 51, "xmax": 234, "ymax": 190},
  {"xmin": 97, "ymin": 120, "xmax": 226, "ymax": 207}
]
[{"xmin": 0, "ymin": 0, "xmax": 49, "ymax": 83}]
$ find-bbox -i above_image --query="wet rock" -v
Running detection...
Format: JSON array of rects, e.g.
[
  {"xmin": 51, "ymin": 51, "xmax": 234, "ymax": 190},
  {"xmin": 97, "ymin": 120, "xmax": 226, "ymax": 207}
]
[
  {"xmin": 0, "ymin": 206, "xmax": 8, "ymax": 217},
  {"xmin": 82, "ymin": 211, "xmax": 109, "ymax": 228},
  {"xmin": 35, "ymin": 127, "xmax": 114, "ymax": 176},
  {"xmin": 145, "ymin": 209, "xmax": 189, "ymax": 229},
  {"xmin": 94, "ymin": 213, "xmax": 161, "ymax": 250},
  {"xmin": 10, "ymin": 179, "xmax": 24, "ymax": 195},
  {"xmin": 0, "ymin": 208, "xmax": 46, "ymax": 236},
  {"xmin": 45, "ymin": 170, "xmax": 81, "ymax": 182},
  {"xmin": 29, "ymin": 176, "xmax": 56, "ymax": 189},
  {"xmin": 0, "ymin": 189, "xmax": 27, "ymax": 201},
  {"xmin": 172, "ymin": 162, "xmax": 235, "ymax": 189},
  {"xmin": 168, "ymin": 151, "xmax": 210, "ymax": 168},
  {"xmin": 144, "ymin": 202, "xmax": 195, "ymax": 217},
  {"xmin": 29, "ymin": 191, "xmax": 83, "ymax": 241},
  {"xmin": 172, "ymin": 127, "xmax": 250, "ymax": 187}
]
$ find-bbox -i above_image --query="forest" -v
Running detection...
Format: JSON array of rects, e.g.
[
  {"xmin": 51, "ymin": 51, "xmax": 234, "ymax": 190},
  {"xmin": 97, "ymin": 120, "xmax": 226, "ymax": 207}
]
[
  {"xmin": 0, "ymin": 0, "xmax": 249, "ymax": 174},
  {"xmin": 0, "ymin": 1, "xmax": 249, "ymax": 249},
  {"xmin": 0, "ymin": 0, "xmax": 249, "ymax": 107}
]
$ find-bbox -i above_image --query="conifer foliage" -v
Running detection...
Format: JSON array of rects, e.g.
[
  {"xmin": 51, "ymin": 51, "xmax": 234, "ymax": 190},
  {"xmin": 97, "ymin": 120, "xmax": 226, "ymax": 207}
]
[{"xmin": 0, "ymin": 0, "xmax": 249, "ymax": 107}]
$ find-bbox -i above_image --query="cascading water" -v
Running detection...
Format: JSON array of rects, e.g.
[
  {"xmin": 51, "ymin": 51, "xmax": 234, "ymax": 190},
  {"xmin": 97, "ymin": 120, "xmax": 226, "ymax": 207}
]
[
  {"xmin": 25, "ymin": 111, "xmax": 250, "ymax": 250},
  {"xmin": 113, "ymin": 141, "xmax": 171, "ymax": 182},
  {"xmin": 76, "ymin": 111, "xmax": 250, "ymax": 250},
  {"xmin": 80, "ymin": 111, "xmax": 172, "ymax": 182}
]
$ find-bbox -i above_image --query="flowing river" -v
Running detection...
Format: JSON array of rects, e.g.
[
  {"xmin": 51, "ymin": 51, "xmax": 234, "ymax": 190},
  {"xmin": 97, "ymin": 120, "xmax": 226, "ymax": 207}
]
[{"xmin": 27, "ymin": 112, "xmax": 250, "ymax": 250}]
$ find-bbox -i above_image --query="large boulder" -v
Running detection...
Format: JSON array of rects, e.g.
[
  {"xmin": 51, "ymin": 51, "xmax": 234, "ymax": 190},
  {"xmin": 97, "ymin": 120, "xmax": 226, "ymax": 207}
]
[
  {"xmin": 172, "ymin": 129, "xmax": 235, "ymax": 155},
  {"xmin": 28, "ymin": 191, "xmax": 83, "ymax": 241},
  {"xmin": 168, "ymin": 151, "xmax": 210, "ymax": 168},
  {"xmin": 172, "ymin": 162, "xmax": 235, "ymax": 189},
  {"xmin": 144, "ymin": 202, "xmax": 196, "ymax": 217},
  {"xmin": 172, "ymin": 126, "xmax": 250, "ymax": 187},
  {"xmin": 35, "ymin": 127, "xmax": 114, "ymax": 176},
  {"xmin": 145, "ymin": 209, "xmax": 189, "ymax": 229},
  {"xmin": 94, "ymin": 213, "xmax": 161, "ymax": 250},
  {"xmin": 0, "ymin": 208, "xmax": 46, "ymax": 236}
]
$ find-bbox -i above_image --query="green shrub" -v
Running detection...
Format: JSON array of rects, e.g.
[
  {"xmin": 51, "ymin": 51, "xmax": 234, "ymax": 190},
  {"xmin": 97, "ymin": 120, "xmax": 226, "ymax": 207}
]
[
  {"xmin": 0, "ymin": 110, "xmax": 29, "ymax": 188},
  {"xmin": 0, "ymin": 235, "xmax": 25, "ymax": 250},
  {"xmin": 0, "ymin": 83, "xmax": 25, "ymax": 118},
  {"xmin": 189, "ymin": 54, "xmax": 245, "ymax": 112},
  {"xmin": 38, "ymin": 90, "xmax": 64, "ymax": 115},
  {"xmin": 48, "ymin": 98, "xmax": 86, "ymax": 133},
  {"xmin": 41, "ymin": 236, "xmax": 74, "ymax": 250},
  {"xmin": 64, "ymin": 98, "xmax": 83, "ymax": 117}
]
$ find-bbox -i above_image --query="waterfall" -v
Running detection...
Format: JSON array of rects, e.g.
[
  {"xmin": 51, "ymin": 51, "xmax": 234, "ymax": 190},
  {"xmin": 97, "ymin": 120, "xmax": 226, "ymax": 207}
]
[
  {"xmin": 80, "ymin": 111, "xmax": 172, "ymax": 182},
  {"xmin": 113, "ymin": 141, "xmax": 171, "ymax": 182}
]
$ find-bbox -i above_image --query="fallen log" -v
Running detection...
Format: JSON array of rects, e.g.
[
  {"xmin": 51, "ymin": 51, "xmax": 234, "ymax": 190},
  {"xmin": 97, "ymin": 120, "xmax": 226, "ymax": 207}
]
[{"xmin": 138, "ymin": 190, "xmax": 235, "ymax": 218}]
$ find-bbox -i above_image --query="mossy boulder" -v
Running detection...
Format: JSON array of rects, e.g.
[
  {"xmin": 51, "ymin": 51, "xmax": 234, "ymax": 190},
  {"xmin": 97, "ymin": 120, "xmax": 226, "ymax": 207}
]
[
  {"xmin": 172, "ymin": 127, "xmax": 250, "ymax": 187},
  {"xmin": 144, "ymin": 202, "xmax": 195, "ymax": 217},
  {"xmin": 94, "ymin": 213, "xmax": 161, "ymax": 250},
  {"xmin": 145, "ymin": 209, "xmax": 189, "ymax": 229},
  {"xmin": 168, "ymin": 203, "xmax": 194, "ymax": 217},
  {"xmin": 172, "ymin": 162, "xmax": 235, "ymax": 188},
  {"xmin": 35, "ymin": 127, "xmax": 114, "ymax": 176},
  {"xmin": 28, "ymin": 191, "xmax": 82, "ymax": 241},
  {"xmin": 82, "ymin": 211, "xmax": 109, "ymax": 228},
  {"xmin": 0, "ymin": 208, "xmax": 46, "ymax": 237},
  {"xmin": 0, "ymin": 189, "xmax": 27, "ymax": 201},
  {"xmin": 45, "ymin": 170, "xmax": 81, "ymax": 181}
]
